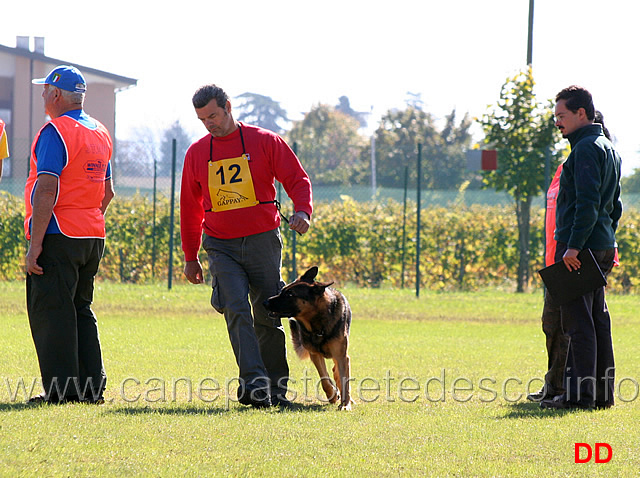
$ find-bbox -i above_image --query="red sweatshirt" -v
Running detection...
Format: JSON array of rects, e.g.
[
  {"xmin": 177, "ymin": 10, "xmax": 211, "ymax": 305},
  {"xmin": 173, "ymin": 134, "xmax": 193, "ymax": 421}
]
[{"xmin": 180, "ymin": 122, "xmax": 313, "ymax": 261}]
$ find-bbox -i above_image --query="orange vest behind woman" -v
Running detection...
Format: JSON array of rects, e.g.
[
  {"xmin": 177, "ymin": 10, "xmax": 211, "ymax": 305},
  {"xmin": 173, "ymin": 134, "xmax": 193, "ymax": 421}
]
[
  {"xmin": 24, "ymin": 115, "xmax": 112, "ymax": 239},
  {"xmin": 546, "ymin": 163, "xmax": 618, "ymax": 268},
  {"xmin": 545, "ymin": 165, "xmax": 563, "ymax": 267}
]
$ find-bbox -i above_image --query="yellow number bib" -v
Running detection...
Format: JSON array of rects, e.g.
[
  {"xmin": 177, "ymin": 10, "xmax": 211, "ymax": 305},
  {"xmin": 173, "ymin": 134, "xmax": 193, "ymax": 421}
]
[{"xmin": 208, "ymin": 154, "xmax": 258, "ymax": 212}]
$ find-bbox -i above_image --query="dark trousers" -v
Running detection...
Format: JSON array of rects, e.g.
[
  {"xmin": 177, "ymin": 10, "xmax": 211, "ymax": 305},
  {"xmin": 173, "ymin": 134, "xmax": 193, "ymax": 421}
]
[
  {"xmin": 555, "ymin": 243, "xmax": 615, "ymax": 407},
  {"xmin": 541, "ymin": 290, "xmax": 567, "ymax": 394},
  {"xmin": 203, "ymin": 229, "xmax": 289, "ymax": 397},
  {"xmin": 26, "ymin": 235, "xmax": 106, "ymax": 401}
]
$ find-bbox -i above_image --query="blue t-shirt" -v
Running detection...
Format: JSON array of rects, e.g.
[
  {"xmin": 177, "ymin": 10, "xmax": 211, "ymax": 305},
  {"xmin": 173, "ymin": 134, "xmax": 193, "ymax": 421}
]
[{"xmin": 34, "ymin": 110, "xmax": 112, "ymax": 234}]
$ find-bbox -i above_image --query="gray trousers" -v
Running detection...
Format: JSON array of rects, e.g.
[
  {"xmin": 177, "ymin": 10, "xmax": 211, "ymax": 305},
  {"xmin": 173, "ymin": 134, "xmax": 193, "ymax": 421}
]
[
  {"xmin": 203, "ymin": 229, "xmax": 288, "ymax": 395},
  {"xmin": 26, "ymin": 234, "xmax": 106, "ymax": 401}
]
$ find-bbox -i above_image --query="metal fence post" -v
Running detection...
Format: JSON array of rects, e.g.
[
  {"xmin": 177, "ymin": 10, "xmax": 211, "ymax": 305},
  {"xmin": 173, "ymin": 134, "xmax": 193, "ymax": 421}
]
[
  {"xmin": 416, "ymin": 143, "xmax": 422, "ymax": 298},
  {"xmin": 152, "ymin": 157, "xmax": 157, "ymax": 279},
  {"xmin": 168, "ymin": 139, "xmax": 176, "ymax": 290},
  {"xmin": 290, "ymin": 142, "xmax": 298, "ymax": 282},
  {"xmin": 401, "ymin": 166, "xmax": 408, "ymax": 289}
]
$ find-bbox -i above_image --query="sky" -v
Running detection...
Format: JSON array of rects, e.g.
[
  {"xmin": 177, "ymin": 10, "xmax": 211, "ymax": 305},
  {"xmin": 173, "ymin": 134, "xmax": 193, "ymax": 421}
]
[{"xmin": 2, "ymin": 0, "xmax": 640, "ymax": 175}]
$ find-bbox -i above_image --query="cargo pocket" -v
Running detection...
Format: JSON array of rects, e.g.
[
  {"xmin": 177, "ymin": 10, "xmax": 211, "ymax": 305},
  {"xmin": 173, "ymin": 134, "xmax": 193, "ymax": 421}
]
[
  {"xmin": 27, "ymin": 262, "xmax": 64, "ymax": 313},
  {"xmin": 210, "ymin": 276, "xmax": 224, "ymax": 314}
]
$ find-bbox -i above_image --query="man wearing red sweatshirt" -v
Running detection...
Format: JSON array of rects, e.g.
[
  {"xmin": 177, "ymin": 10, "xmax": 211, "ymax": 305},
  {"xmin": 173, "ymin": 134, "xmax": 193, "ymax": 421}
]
[{"xmin": 180, "ymin": 84, "xmax": 313, "ymax": 408}]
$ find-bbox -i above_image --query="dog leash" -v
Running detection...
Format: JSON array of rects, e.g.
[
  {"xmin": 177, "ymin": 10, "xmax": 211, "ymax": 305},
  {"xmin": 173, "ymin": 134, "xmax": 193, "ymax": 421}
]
[{"xmin": 260, "ymin": 199, "xmax": 302, "ymax": 236}]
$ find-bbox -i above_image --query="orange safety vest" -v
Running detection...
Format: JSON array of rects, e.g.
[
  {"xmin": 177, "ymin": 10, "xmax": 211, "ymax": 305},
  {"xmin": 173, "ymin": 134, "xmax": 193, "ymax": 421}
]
[
  {"xmin": 24, "ymin": 115, "xmax": 112, "ymax": 239},
  {"xmin": 0, "ymin": 119, "xmax": 7, "ymax": 159},
  {"xmin": 545, "ymin": 165, "xmax": 563, "ymax": 267}
]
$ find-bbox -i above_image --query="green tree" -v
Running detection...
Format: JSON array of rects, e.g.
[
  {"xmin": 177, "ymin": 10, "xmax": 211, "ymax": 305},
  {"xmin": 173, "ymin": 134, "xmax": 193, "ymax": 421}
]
[
  {"xmin": 374, "ymin": 107, "xmax": 437, "ymax": 188},
  {"xmin": 622, "ymin": 168, "xmax": 640, "ymax": 193},
  {"xmin": 436, "ymin": 109, "xmax": 474, "ymax": 188},
  {"xmin": 478, "ymin": 66, "xmax": 561, "ymax": 292},
  {"xmin": 372, "ymin": 106, "xmax": 474, "ymax": 189},
  {"xmin": 234, "ymin": 92, "xmax": 289, "ymax": 134},
  {"xmin": 159, "ymin": 121, "xmax": 192, "ymax": 177},
  {"xmin": 286, "ymin": 104, "xmax": 368, "ymax": 186}
]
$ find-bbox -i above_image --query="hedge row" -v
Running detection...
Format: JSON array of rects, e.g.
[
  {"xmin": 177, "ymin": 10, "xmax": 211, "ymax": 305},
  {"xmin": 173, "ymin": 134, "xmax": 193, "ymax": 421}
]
[{"xmin": 1, "ymin": 192, "xmax": 638, "ymax": 293}]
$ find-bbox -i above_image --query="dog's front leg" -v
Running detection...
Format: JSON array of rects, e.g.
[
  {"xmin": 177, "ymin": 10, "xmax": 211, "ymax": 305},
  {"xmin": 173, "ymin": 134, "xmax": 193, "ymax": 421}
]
[
  {"xmin": 309, "ymin": 353, "xmax": 339, "ymax": 404},
  {"xmin": 334, "ymin": 354, "xmax": 353, "ymax": 411}
]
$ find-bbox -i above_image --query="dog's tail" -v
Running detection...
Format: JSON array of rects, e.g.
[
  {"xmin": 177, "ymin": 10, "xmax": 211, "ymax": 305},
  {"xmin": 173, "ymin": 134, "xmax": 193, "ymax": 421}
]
[{"xmin": 288, "ymin": 319, "xmax": 309, "ymax": 360}]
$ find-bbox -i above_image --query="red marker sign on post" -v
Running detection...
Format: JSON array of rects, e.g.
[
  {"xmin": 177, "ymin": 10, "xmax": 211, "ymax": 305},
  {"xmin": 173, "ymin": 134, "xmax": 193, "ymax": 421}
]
[{"xmin": 466, "ymin": 150, "xmax": 498, "ymax": 171}]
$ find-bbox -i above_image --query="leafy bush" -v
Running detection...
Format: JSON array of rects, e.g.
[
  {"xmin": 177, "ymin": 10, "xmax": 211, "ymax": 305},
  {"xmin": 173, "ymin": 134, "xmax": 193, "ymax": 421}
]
[
  {"xmin": 0, "ymin": 192, "xmax": 26, "ymax": 280},
  {"xmin": 1, "ymin": 193, "xmax": 638, "ymax": 293},
  {"xmin": 285, "ymin": 197, "xmax": 537, "ymax": 290}
]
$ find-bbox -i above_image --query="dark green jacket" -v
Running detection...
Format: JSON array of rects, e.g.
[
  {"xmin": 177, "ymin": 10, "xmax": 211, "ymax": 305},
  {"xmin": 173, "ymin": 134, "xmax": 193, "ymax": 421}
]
[{"xmin": 555, "ymin": 124, "xmax": 622, "ymax": 250}]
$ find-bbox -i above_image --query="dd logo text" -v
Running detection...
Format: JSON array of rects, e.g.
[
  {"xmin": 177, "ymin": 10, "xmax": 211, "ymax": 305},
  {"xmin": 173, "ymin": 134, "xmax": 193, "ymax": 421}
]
[{"xmin": 574, "ymin": 443, "xmax": 612, "ymax": 464}]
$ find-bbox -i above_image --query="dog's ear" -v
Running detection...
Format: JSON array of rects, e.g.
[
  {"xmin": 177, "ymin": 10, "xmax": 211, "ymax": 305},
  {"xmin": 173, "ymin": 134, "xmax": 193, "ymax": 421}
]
[
  {"xmin": 300, "ymin": 266, "xmax": 319, "ymax": 284},
  {"xmin": 313, "ymin": 281, "xmax": 334, "ymax": 293}
]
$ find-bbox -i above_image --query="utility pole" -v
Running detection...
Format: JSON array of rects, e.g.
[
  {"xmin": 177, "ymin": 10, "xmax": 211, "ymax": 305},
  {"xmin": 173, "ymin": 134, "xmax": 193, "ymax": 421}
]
[{"xmin": 527, "ymin": 0, "xmax": 534, "ymax": 65}]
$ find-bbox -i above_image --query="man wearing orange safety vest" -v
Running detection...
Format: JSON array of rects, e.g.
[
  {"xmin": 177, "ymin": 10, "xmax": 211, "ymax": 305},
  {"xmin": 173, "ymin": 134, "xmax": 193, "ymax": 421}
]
[
  {"xmin": 528, "ymin": 111, "xmax": 618, "ymax": 403},
  {"xmin": 24, "ymin": 65, "xmax": 115, "ymax": 404}
]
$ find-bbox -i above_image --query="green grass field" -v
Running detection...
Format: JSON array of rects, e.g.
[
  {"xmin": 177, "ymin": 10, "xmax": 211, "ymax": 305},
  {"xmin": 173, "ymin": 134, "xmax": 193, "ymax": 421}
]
[{"xmin": 1, "ymin": 281, "xmax": 639, "ymax": 476}]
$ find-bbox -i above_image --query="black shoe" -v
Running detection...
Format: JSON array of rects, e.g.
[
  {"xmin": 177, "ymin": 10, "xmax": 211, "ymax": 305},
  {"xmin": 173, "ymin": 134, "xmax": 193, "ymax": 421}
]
[
  {"xmin": 540, "ymin": 395, "xmax": 592, "ymax": 410},
  {"xmin": 271, "ymin": 395, "xmax": 293, "ymax": 408},
  {"xmin": 27, "ymin": 393, "xmax": 48, "ymax": 404},
  {"xmin": 237, "ymin": 386, "xmax": 272, "ymax": 408},
  {"xmin": 27, "ymin": 393, "xmax": 83, "ymax": 404},
  {"xmin": 83, "ymin": 396, "xmax": 106, "ymax": 405},
  {"xmin": 527, "ymin": 386, "xmax": 562, "ymax": 402},
  {"xmin": 595, "ymin": 402, "xmax": 613, "ymax": 410}
]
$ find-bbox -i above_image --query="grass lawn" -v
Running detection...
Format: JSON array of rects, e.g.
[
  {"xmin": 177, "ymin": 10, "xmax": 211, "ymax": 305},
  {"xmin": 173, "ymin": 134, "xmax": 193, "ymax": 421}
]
[{"xmin": 1, "ymin": 281, "xmax": 638, "ymax": 476}]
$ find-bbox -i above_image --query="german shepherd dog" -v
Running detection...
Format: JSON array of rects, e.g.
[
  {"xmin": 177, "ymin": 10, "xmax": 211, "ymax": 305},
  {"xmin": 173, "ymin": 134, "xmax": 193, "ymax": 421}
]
[{"xmin": 265, "ymin": 267, "xmax": 353, "ymax": 410}]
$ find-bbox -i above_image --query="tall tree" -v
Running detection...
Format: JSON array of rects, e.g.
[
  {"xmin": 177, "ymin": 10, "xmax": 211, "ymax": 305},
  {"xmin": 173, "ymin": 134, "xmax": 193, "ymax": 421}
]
[
  {"xmin": 478, "ymin": 66, "xmax": 561, "ymax": 292},
  {"xmin": 433, "ymin": 109, "xmax": 474, "ymax": 188},
  {"xmin": 286, "ymin": 104, "xmax": 367, "ymax": 186},
  {"xmin": 159, "ymin": 121, "xmax": 192, "ymax": 177},
  {"xmin": 335, "ymin": 96, "xmax": 368, "ymax": 128},
  {"xmin": 234, "ymin": 92, "xmax": 289, "ymax": 134},
  {"xmin": 372, "ymin": 106, "xmax": 473, "ymax": 189},
  {"xmin": 114, "ymin": 138, "xmax": 155, "ymax": 178}
]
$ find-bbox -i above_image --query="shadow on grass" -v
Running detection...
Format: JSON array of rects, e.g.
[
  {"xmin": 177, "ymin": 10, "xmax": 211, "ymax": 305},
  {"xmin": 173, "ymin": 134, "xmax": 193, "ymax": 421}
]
[
  {"xmin": 106, "ymin": 401, "xmax": 329, "ymax": 416},
  {"xmin": 0, "ymin": 400, "xmax": 331, "ymax": 414},
  {"xmin": 0, "ymin": 402, "xmax": 40, "ymax": 412},
  {"xmin": 499, "ymin": 401, "xmax": 590, "ymax": 419},
  {"xmin": 0, "ymin": 401, "xmax": 111, "ymax": 411}
]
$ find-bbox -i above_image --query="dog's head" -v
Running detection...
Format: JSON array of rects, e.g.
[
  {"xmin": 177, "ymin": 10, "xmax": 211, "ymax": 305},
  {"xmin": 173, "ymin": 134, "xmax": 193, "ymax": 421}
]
[{"xmin": 265, "ymin": 266, "xmax": 334, "ymax": 319}]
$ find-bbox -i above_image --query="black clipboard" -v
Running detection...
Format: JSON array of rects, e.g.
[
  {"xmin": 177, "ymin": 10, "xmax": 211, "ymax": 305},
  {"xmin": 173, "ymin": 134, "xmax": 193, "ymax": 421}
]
[{"xmin": 538, "ymin": 249, "xmax": 607, "ymax": 305}]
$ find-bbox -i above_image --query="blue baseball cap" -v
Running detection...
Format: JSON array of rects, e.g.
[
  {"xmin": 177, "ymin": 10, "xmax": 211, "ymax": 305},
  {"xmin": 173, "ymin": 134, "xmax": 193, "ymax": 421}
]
[{"xmin": 32, "ymin": 65, "xmax": 87, "ymax": 93}]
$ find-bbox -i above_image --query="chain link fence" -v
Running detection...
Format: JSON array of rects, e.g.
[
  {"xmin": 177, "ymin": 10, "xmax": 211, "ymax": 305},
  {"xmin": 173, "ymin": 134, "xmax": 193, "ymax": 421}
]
[{"xmin": 2, "ymin": 137, "xmax": 639, "ymax": 291}]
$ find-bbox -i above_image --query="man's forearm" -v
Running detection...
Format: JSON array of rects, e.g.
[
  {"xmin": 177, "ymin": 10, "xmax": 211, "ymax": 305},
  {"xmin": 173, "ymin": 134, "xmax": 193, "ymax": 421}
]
[{"xmin": 29, "ymin": 175, "xmax": 57, "ymax": 246}]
